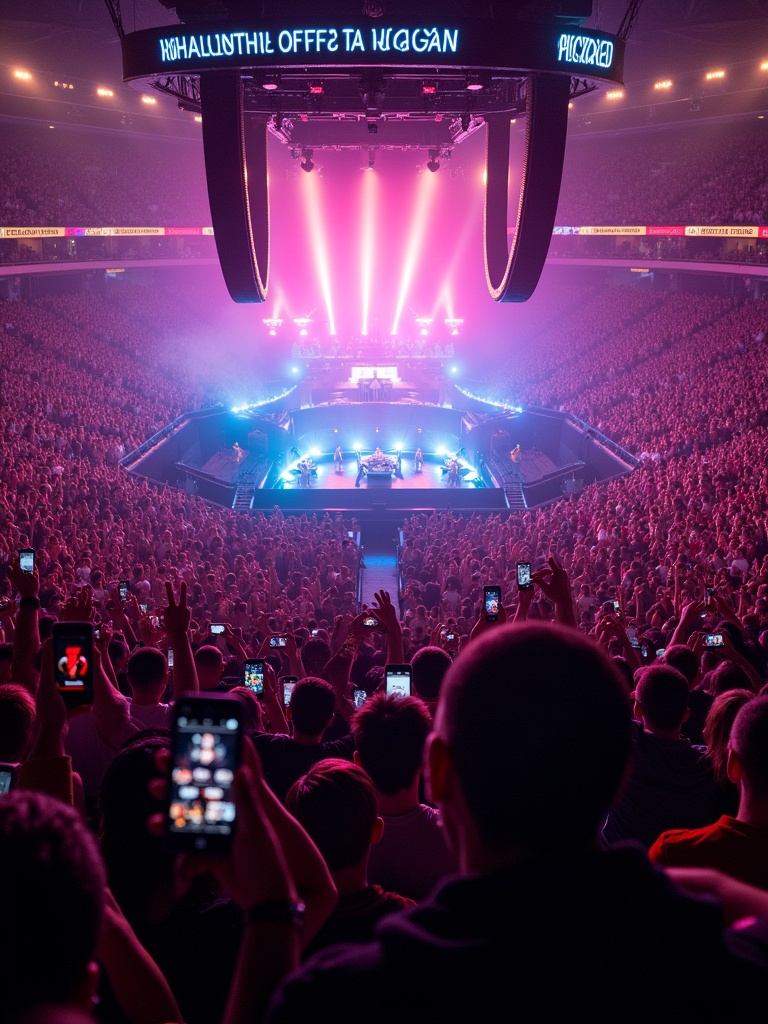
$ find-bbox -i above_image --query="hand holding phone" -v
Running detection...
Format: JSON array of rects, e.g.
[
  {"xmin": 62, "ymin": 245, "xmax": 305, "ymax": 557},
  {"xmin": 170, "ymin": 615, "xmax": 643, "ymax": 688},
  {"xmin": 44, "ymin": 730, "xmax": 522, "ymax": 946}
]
[
  {"xmin": 484, "ymin": 585, "xmax": 502, "ymax": 622},
  {"xmin": 165, "ymin": 694, "xmax": 243, "ymax": 854},
  {"xmin": 19, "ymin": 549, "xmax": 35, "ymax": 574},
  {"xmin": 243, "ymin": 659, "xmax": 265, "ymax": 697},
  {"xmin": 385, "ymin": 664, "xmax": 412, "ymax": 698},
  {"xmin": 516, "ymin": 563, "xmax": 533, "ymax": 591},
  {"xmin": 52, "ymin": 621, "xmax": 94, "ymax": 706}
]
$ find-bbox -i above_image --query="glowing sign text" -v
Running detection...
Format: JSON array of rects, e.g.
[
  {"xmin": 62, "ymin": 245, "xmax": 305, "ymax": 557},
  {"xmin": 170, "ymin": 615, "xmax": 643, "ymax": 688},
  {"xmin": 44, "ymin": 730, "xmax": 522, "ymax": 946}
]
[
  {"xmin": 158, "ymin": 26, "xmax": 460, "ymax": 63},
  {"xmin": 557, "ymin": 33, "xmax": 614, "ymax": 69}
]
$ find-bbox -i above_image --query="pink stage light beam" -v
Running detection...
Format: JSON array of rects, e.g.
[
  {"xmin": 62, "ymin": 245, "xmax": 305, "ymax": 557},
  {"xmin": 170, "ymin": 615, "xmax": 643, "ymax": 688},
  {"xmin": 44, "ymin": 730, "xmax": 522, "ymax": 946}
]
[
  {"xmin": 391, "ymin": 170, "xmax": 439, "ymax": 335},
  {"xmin": 301, "ymin": 170, "xmax": 337, "ymax": 336},
  {"xmin": 360, "ymin": 166, "xmax": 377, "ymax": 335}
]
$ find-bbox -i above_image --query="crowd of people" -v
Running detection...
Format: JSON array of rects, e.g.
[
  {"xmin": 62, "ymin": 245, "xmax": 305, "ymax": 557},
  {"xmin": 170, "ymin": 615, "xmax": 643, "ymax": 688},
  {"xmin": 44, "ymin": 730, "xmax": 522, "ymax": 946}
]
[
  {"xmin": 557, "ymin": 118, "xmax": 768, "ymax": 227},
  {"xmin": 2, "ymin": 254, "xmax": 768, "ymax": 1019}
]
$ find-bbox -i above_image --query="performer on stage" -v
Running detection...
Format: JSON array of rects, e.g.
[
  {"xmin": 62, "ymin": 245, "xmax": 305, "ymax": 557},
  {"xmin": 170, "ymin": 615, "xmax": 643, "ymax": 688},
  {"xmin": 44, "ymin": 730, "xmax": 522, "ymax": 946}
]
[
  {"xmin": 447, "ymin": 457, "xmax": 461, "ymax": 487},
  {"xmin": 510, "ymin": 444, "xmax": 522, "ymax": 465},
  {"xmin": 414, "ymin": 447, "xmax": 424, "ymax": 473},
  {"xmin": 334, "ymin": 446, "xmax": 344, "ymax": 474},
  {"xmin": 232, "ymin": 442, "xmax": 246, "ymax": 464}
]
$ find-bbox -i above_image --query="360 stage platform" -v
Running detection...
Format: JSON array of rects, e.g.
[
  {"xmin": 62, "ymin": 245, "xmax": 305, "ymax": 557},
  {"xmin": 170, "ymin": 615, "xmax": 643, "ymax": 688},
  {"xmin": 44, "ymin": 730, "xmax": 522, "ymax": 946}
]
[{"xmin": 122, "ymin": 375, "xmax": 638, "ymax": 521}]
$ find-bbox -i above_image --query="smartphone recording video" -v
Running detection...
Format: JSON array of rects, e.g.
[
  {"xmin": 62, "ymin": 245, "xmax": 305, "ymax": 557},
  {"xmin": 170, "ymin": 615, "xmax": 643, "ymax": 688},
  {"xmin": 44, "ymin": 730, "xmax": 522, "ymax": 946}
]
[
  {"xmin": 19, "ymin": 548, "xmax": 35, "ymax": 574},
  {"xmin": 243, "ymin": 659, "xmax": 264, "ymax": 697},
  {"xmin": 52, "ymin": 622, "xmax": 94, "ymax": 706},
  {"xmin": 385, "ymin": 664, "xmax": 412, "ymax": 698},
  {"xmin": 483, "ymin": 585, "xmax": 501, "ymax": 622},
  {"xmin": 516, "ymin": 563, "xmax": 533, "ymax": 591},
  {"xmin": 165, "ymin": 695, "xmax": 243, "ymax": 854}
]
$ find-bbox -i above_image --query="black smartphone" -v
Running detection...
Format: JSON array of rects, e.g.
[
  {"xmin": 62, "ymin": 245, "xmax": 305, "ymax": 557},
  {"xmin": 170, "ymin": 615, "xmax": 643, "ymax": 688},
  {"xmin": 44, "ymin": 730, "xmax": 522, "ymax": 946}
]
[
  {"xmin": 210, "ymin": 623, "xmax": 226, "ymax": 635},
  {"xmin": 516, "ymin": 562, "xmax": 533, "ymax": 591},
  {"xmin": 167, "ymin": 647, "xmax": 174, "ymax": 669},
  {"xmin": 353, "ymin": 689, "xmax": 367, "ymax": 708},
  {"xmin": 281, "ymin": 676, "xmax": 298, "ymax": 706},
  {"xmin": 484, "ymin": 585, "xmax": 501, "ymax": 622},
  {"xmin": 165, "ymin": 694, "xmax": 244, "ymax": 854},
  {"xmin": 52, "ymin": 621, "xmax": 94, "ymax": 706},
  {"xmin": 19, "ymin": 548, "xmax": 35, "ymax": 574},
  {"xmin": 613, "ymin": 600, "xmax": 621, "ymax": 612},
  {"xmin": 385, "ymin": 664, "xmax": 412, "ymax": 698},
  {"xmin": 139, "ymin": 603, "xmax": 149, "ymax": 613},
  {"xmin": 118, "ymin": 580, "xmax": 130, "ymax": 603},
  {"xmin": 243, "ymin": 659, "xmax": 265, "ymax": 697},
  {"xmin": 704, "ymin": 634, "xmax": 724, "ymax": 648},
  {"xmin": 0, "ymin": 763, "xmax": 17, "ymax": 794},
  {"xmin": 706, "ymin": 587, "xmax": 715, "ymax": 599},
  {"xmin": 269, "ymin": 636, "xmax": 287, "ymax": 648},
  {"xmin": 362, "ymin": 615, "xmax": 379, "ymax": 629}
]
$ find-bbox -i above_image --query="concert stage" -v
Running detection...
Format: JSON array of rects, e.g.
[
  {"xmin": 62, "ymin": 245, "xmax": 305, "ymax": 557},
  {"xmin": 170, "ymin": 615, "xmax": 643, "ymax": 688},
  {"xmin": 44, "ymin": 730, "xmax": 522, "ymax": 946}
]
[{"xmin": 121, "ymin": 374, "xmax": 639, "ymax": 522}]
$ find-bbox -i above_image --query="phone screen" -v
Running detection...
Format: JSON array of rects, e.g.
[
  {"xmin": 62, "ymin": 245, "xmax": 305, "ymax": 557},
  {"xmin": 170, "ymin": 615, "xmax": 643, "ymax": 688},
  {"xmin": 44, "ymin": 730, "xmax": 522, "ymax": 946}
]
[
  {"xmin": 210, "ymin": 624, "xmax": 226, "ymax": 635},
  {"xmin": 705, "ymin": 634, "xmax": 724, "ymax": 648},
  {"xmin": 119, "ymin": 580, "xmax": 129, "ymax": 603},
  {"xmin": 243, "ymin": 660, "xmax": 264, "ymax": 696},
  {"xmin": 269, "ymin": 636, "xmax": 287, "ymax": 648},
  {"xmin": 282, "ymin": 677, "xmax": 297, "ymax": 705},
  {"xmin": 19, "ymin": 549, "xmax": 35, "ymax": 574},
  {"xmin": 385, "ymin": 664, "xmax": 412, "ymax": 698},
  {"xmin": 353, "ymin": 689, "xmax": 367, "ymax": 708},
  {"xmin": 484, "ymin": 586, "xmax": 501, "ymax": 622},
  {"xmin": 166, "ymin": 696, "xmax": 243, "ymax": 853},
  {"xmin": 516, "ymin": 563, "xmax": 533, "ymax": 590},
  {"xmin": 167, "ymin": 648, "xmax": 174, "ymax": 669},
  {"xmin": 53, "ymin": 622, "xmax": 94, "ymax": 705}
]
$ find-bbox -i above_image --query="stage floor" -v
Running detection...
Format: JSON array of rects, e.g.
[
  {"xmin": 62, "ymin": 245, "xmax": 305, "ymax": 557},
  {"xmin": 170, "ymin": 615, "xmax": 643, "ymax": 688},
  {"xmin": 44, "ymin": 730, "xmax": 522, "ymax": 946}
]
[{"xmin": 282, "ymin": 457, "xmax": 469, "ymax": 491}]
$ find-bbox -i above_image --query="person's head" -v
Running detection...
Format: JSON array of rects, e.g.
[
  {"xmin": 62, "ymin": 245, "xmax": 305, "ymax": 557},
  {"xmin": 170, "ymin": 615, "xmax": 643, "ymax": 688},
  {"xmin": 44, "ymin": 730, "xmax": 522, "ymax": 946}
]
[
  {"xmin": 661, "ymin": 644, "xmax": 699, "ymax": 688},
  {"xmin": 107, "ymin": 638, "xmax": 130, "ymax": 675},
  {"xmin": 633, "ymin": 663, "xmax": 690, "ymax": 733},
  {"xmin": 286, "ymin": 758, "xmax": 380, "ymax": 871},
  {"xmin": 706, "ymin": 659, "xmax": 756, "ymax": 697},
  {"xmin": 98, "ymin": 731, "xmax": 174, "ymax": 920},
  {"xmin": 287, "ymin": 676, "xmax": 336, "ymax": 738},
  {"xmin": 300, "ymin": 637, "xmax": 332, "ymax": 677},
  {"xmin": 226, "ymin": 686, "xmax": 266, "ymax": 732},
  {"xmin": 126, "ymin": 646, "xmax": 168, "ymax": 702},
  {"xmin": 428, "ymin": 622, "xmax": 631, "ymax": 863},
  {"xmin": 0, "ymin": 791, "xmax": 105, "ymax": 1019},
  {"xmin": 352, "ymin": 692, "xmax": 432, "ymax": 795},
  {"xmin": 728, "ymin": 694, "xmax": 768, "ymax": 800},
  {"xmin": 703, "ymin": 688, "xmax": 755, "ymax": 787},
  {"xmin": 411, "ymin": 646, "xmax": 452, "ymax": 705},
  {"xmin": 194, "ymin": 645, "xmax": 225, "ymax": 690},
  {"xmin": 0, "ymin": 683, "xmax": 36, "ymax": 761}
]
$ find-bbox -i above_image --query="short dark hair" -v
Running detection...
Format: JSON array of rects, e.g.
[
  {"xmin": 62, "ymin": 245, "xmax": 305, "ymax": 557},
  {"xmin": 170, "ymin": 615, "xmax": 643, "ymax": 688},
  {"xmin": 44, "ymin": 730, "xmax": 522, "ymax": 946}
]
[
  {"xmin": 352, "ymin": 692, "xmax": 432, "ymax": 795},
  {"xmin": 411, "ymin": 646, "xmax": 451, "ymax": 702},
  {"xmin": 436, "ymin": 623, "xmax": 631, "ymax": 852},
  {"xmin": 730, "ymin": 695, "xmax": 768, "ymax": 798},
  {"xmin": 0, "ymin": 683, "xmax": 36, "ymax": 761},
  {"xmin": 286, "ymin": 759, "xmax": 377, "ymax": 870},
  {"xmin": 634, "ymin": 664, "xmax": 690, "ymax": 731},
  {"xmin": 127, "ymin": 646, "xmax": 167, "ymax": 692},
  {"xmin": 0, "ymin": 791, "xmax": 105, "ymax": 1015},
  {"xmin": 661, "ymin": 645, "xmax": 699, "ymax": 686},
  {"xmin": 288, "ymin": 677, "xmax": 336, "ymax": 736},
  {"xmin": 301, "ymin": 637, "xmax": 332, "ymax": 676},
  {"xmin": 194, "ymin": 645, "xmax": 224, "ymax": 671}
]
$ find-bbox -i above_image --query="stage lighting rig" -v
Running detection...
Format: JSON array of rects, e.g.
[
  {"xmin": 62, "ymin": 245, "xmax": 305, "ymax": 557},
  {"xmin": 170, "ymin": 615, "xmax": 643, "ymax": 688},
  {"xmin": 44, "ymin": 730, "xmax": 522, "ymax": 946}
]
[
  {"xmin": 114, "ymin": 3, "xmax": 624, "ymax": 304},
  {"xmin": 300, "ymin": 149, "xmax": 314, "ymax": 172},
  {"xmin": 426, "ymin": 150, "xmax": 441, "ymax": 173}
]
